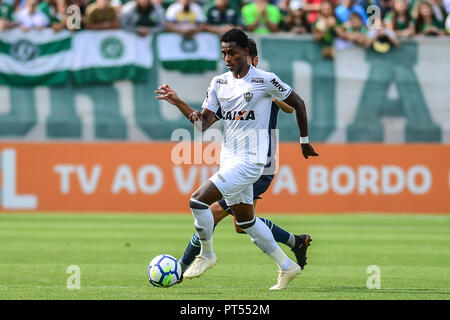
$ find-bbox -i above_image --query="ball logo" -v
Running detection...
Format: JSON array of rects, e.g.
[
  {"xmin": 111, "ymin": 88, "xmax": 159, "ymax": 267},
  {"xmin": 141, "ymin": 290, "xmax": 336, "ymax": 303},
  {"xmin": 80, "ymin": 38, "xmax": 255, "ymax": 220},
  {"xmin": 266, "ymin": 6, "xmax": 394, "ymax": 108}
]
[
  {"xmin": 100, "ymin": 37, "xmax": 124, "ymax": 59},
  {"xmin": 10, "ymin": 40, "xmax": 39, "ymax": 62}
]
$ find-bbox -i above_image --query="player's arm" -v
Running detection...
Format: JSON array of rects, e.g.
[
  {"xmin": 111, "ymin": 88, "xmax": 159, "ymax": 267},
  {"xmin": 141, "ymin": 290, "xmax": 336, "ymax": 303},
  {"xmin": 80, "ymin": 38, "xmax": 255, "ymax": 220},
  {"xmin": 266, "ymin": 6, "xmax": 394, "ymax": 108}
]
[
  {"xmin": 189, "ymin": 108, "xmax": 217, "ymax": 132},
  {"xmin": 273, "ymin": 98, "xmax": 294, "ymax": 113},
  {"xmin": 283, "ymin": 91, "xmax": 319, "ymax": 159},
  {"xmin": 155, "ymin": 84, "xmax": 217, "ymax": 130}
]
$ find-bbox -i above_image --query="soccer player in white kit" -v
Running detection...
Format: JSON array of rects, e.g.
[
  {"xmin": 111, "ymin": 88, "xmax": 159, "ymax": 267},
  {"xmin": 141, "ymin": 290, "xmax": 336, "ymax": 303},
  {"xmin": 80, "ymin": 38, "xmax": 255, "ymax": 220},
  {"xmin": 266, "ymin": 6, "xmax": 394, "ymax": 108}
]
[{"xmin": 155, "ymin": 29, "xmax": 318, "ymax": 290}]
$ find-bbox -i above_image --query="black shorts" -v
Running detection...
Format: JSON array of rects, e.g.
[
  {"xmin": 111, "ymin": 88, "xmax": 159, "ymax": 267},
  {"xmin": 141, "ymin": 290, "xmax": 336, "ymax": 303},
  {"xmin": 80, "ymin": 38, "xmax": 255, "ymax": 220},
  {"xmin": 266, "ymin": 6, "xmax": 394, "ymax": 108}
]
[{"xmin": 217, "ymin": 175, "xmax": 274, "ymax": 215}]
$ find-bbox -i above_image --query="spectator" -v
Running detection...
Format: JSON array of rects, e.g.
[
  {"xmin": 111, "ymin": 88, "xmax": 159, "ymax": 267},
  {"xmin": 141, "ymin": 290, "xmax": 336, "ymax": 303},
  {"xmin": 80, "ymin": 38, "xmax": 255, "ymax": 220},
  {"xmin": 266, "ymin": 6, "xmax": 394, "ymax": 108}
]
[
  {"xmin": 378, "ymin": 0, "xmax": 394, "ymax": 19},
  {"xmin": 241, "ymin": 0, "xmax": 282, "ymax": 34},
  {"xmin": 284, "ymin": 0, "xmax": 311, "ymax": 34},
  {"xmin": 384, "ymin": 0, "xmax": 415, "ymax": 37},
  {"xmin": 367, "ymin": 16, "xmax": 400, "ymax": 53},
  {"xmin": 444, "ymin": 0, "xmax": 450, "ymax": 13},
  {"xmin": 446, "ymin": 13, "xmax": 450, "ymax": 34},
  {"xmin": 9, "ymin": 0, "xmax": 26, "ymax": 10},
  {"xmin": 415, "ymin": 0, "xmax": 445, "ymax": 35},
  {"xmin": 165, "ymin": 0, "xmax": 205, "ymax": 38},
  {"xmin": 37, "ymin": 0, "xmax": 68, "ymax": 31},
  {"xmin": 339, "ymin": 12, "xmax": 370, "ymax": 48},
  {"xmin": 85, "ymin": 0, "xmax": 120, "ymax": 30},
  {"xmin": 429, "ymin": 0, "xmax": 447, "ymax": 25},
  {"xmin": 0, "ymin": 0, "xmax": 15, "ymax": 31},
  {"xmin": 312, "ymin": 0, "xmax": 345, "ymax": 58},
  {"xmin": 120, "ymin": 0, "xmax": 165, "ymax": 36},
  {"xmin": 203, "ymin": 0, "xmax": 241, "ymax": 35},
  {"xmin": 335, "ymin": 0, "xmax": 368, "ymax": 24},
  {"xmin": 15, "ymin": 0, "xmax": 50, "ymax": 30},
  {"xmin": 304, "ymin": 0, "xmax": 338, "ymax": 25}
]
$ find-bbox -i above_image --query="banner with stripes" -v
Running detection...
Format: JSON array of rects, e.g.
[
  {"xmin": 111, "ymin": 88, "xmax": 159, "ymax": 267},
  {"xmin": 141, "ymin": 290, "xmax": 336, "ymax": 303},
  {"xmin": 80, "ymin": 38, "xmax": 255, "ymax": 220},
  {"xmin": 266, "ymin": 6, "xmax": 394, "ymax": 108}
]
[
  {"xmin": 156, "ymin": 32, "xmax": 220, "ymax": 73},
  {"xmin": 0, "ymin": 29, "xmax": 72, "ymax": 86},
  {"xmin": 0, "ymin": 30, "xmax": 153, "ymax": 86}
]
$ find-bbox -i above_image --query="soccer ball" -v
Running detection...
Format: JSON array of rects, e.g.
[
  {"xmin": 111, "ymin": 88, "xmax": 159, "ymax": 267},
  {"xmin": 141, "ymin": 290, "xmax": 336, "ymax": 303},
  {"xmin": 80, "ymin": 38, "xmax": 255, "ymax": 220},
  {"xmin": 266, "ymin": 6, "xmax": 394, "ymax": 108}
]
[{"xmin": 148, "ymin": 254, "xmax": 182, "ymax": 288}]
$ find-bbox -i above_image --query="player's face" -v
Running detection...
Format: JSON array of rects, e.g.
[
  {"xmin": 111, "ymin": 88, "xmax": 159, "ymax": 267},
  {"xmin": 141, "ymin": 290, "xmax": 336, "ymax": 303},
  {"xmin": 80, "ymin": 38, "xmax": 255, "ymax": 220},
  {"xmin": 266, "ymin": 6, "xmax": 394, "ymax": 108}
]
[{"xmin": 221, "ymin": 42, "xmax": 249, "ymax": 74}]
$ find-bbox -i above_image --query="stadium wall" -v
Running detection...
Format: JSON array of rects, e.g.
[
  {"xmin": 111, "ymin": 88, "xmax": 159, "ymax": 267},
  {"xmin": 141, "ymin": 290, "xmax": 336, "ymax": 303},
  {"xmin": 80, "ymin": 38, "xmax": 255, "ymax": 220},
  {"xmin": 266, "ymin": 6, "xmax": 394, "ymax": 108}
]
[{"xmin": 0, "ymin": 31, "xmax": 448, "ymax": 213}]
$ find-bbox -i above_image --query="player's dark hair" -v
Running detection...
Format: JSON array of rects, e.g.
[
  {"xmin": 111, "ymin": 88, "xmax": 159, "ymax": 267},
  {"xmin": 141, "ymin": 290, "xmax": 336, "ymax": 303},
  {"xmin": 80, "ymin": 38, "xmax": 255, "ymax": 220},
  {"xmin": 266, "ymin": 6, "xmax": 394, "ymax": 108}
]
[
  {"xmin": 220, "ymin": 29, "xmax": 249, "ymax": 50},
  {"xmin": 248, "ymin": 38, "xmax": 257, "ymax": 58}
]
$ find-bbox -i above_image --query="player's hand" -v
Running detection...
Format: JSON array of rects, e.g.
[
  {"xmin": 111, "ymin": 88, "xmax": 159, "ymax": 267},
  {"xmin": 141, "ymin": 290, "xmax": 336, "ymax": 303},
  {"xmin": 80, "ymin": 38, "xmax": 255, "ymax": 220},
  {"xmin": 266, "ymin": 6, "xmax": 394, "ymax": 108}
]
[
  {"xmin": 301, "ymin": 143, "xmax": 319, "ymax": 159},
  {"xmin": 155, "ymin": 84, "xmax": 181, "ymax": 106},
  {"xmin": 189, "ymin": 111, "xmax": 202, "ymax": 122}
]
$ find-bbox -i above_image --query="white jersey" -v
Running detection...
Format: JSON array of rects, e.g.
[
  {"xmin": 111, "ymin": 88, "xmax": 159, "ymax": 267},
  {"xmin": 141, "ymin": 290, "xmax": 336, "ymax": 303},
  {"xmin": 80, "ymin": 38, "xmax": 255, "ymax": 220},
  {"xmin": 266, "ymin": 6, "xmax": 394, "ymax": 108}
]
[{"xmin": 202, "ymin": 65, "xmax": 292, "ymax": 165}]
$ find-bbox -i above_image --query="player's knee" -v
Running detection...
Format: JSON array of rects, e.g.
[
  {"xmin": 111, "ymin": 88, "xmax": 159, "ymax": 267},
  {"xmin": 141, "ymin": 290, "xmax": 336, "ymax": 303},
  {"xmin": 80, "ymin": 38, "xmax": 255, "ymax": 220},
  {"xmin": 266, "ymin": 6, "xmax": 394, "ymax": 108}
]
[
  {"xmin": 189, "ymin": 198, "xmax": 209, "ymax": 210},
  {"xmin": 235, "ymin": 217, "xmax": 256, "ymax": 230}
]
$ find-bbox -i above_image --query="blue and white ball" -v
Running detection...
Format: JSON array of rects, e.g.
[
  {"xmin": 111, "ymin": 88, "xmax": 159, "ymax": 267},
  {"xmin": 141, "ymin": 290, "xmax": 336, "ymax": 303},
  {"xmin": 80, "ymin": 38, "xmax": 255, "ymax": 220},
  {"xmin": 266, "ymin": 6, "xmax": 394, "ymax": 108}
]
[{"xmin": 148, "ymin": 254, "xmax": 182, "ymax": 288}]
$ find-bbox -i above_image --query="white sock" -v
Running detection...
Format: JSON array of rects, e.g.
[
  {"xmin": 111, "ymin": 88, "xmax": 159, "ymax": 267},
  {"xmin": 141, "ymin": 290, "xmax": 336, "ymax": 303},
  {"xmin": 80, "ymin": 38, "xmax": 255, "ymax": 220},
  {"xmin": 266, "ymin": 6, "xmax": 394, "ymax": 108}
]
[
  {"xmin": 189, "ymin": 198, "xmax": 215, "ymax": 258},
  {"xmin": 269, "ymin": 248, "xmax": 292, "ymax": 271},
  {"xmin": 238, "ymin": 217, "xmax": 292, "ymax": 270}
]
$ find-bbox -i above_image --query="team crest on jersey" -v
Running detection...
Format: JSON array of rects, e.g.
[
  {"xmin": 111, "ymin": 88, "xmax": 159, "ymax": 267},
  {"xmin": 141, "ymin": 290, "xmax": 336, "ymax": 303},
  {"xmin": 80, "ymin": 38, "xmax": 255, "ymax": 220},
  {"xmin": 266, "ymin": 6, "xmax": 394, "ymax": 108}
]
[{"xmin": 243, "ymin": 92, "xmax": 253, "ymax": 103}]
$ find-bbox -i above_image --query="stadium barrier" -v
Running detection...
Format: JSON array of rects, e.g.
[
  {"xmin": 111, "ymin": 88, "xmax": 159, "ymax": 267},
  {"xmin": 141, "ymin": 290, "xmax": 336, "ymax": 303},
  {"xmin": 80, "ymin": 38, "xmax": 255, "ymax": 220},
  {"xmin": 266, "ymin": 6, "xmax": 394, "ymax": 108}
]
[
  {"xmin": 0, "ymin": 31, "xmax": 449, "ymax": 143},
  {"xmin": 0, "ymin": 143, "xmax": 448, "ymax": 213}
]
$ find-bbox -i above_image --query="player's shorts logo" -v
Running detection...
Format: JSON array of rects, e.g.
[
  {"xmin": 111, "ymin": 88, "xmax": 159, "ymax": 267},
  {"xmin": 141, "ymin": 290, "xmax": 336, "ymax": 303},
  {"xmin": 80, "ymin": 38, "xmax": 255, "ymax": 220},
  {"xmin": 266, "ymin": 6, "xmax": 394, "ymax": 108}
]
[{"xmin": 244, "ymin": 92, "xmax": 253, "ymax": 103}]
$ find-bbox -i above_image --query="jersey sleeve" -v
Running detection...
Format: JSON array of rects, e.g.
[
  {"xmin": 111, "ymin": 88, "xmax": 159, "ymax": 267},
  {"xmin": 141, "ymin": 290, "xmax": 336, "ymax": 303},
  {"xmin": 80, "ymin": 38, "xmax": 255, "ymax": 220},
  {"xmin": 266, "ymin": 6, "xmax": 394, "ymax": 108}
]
[
  {"xmin": 265, "ymin": 72, "xmax": 292, "ymax": 101},
  {"xmin": 201, "ymin": 77, "xmax": 220, "ymax": 113},
  {"xmin": 215, "ymin": 107, "xmax": 223, "ymax": 120}
]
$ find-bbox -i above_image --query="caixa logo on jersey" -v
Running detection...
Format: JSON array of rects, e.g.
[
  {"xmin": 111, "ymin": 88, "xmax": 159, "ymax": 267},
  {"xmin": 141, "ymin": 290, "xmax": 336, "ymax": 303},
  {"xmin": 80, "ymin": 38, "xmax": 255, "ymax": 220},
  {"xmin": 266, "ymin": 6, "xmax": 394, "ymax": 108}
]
[
  {"xmin": 0, "ymin": 149, "xmax": 38, "ymax": 210},
  {"xmin": 224, "ymin": 110, "xmax": 255, "ymax": 120}
]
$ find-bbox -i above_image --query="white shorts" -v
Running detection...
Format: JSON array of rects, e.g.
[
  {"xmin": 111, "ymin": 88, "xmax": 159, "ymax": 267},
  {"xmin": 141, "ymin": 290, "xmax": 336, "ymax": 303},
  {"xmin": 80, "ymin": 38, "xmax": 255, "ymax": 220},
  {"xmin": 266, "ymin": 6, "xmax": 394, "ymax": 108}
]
[{"xmin": 209, "ymin": 161, "xmax": 264, "ymax": 206}]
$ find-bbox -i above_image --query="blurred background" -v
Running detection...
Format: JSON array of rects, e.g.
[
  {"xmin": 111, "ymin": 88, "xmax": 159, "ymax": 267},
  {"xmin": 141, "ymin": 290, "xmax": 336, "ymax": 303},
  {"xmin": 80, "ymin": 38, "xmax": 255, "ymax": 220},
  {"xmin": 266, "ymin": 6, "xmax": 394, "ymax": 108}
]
[{"xmin": 0, "ymin": 0, "xmax": 449, "ymax": 213}]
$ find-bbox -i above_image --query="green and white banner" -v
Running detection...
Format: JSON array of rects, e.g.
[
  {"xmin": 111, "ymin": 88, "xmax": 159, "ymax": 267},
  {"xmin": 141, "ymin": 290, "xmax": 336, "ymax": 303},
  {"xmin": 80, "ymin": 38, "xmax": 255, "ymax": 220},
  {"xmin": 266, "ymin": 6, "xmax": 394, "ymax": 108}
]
[
  {"xmin": 0, "ymin": 29, "xmax": 72, "ymax": 86},
  {"xmin": 156, "ymin": 32, "xmax": 220, "ymax": 73},
  {"xmin": 0, "ymin": 33, "xmax": 448, "ymax": 143},
  {"xmin": 70, "ymin": 31, "xmax": 153, "ymax": 85},
  {"xmin": 0, "ymin": 30, "xmax": 153, "ymax": 86}
]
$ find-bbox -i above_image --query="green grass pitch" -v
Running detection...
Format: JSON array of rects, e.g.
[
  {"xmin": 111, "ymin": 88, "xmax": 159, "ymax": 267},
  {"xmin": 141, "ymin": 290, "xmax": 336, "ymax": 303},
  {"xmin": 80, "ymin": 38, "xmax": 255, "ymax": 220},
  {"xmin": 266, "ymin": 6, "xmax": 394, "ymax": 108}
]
[{"xmin": 0, "ymin": 213, "xmax": 449, "ymax": 300}]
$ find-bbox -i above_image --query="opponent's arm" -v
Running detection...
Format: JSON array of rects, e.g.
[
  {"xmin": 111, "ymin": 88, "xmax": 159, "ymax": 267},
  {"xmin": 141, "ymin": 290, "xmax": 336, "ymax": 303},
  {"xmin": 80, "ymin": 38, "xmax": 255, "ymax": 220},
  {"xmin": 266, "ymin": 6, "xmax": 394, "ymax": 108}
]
[
  {"xmin": 283, "ymin": 91, "xmax": 319, "ymax": 159},
  {"xmin": 273, "ymin": 98, "xmax": 294, "ymax": 113},
  {"xmin": 155, "ymin": 84, "xmax": 217, "ymax": 130}
]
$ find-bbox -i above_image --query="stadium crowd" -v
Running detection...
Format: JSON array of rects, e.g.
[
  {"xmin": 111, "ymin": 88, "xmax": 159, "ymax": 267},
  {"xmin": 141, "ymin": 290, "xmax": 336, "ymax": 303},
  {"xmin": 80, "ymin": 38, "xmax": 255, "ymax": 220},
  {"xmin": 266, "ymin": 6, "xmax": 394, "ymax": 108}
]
[{"xmin": 0, "ymin": 0, "xmax": 449, "ymax": 57}]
